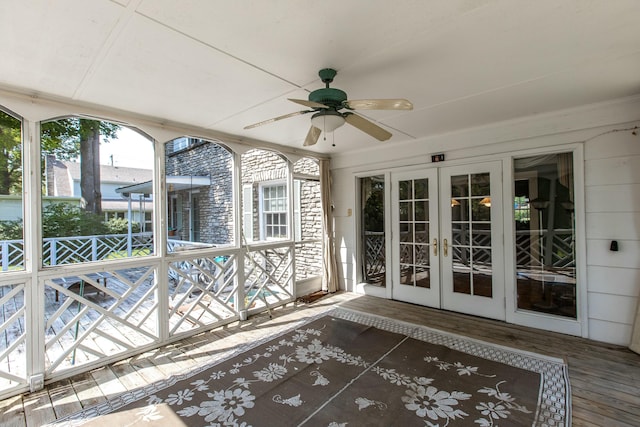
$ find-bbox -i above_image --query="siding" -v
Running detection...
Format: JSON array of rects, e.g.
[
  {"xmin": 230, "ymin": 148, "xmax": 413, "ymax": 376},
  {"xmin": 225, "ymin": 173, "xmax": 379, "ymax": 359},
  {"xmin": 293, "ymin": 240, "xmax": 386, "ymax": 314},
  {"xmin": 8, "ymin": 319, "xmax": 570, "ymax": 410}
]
[{"xmin": 584, "ymin": 128, "xmax": 640, "ymax": 344}]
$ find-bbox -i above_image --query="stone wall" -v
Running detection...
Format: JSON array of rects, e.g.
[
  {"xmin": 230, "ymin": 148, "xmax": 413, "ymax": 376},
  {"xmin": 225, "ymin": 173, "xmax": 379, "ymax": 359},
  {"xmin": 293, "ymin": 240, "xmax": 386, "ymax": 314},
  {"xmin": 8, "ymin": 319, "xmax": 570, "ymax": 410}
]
[
  {"xmin": 165, "ymin": 139, "xmax": 234, "ymax": 244},
  {"xmin": 167, "ymin": 142, "xmax": 323, "ymax": 281}
]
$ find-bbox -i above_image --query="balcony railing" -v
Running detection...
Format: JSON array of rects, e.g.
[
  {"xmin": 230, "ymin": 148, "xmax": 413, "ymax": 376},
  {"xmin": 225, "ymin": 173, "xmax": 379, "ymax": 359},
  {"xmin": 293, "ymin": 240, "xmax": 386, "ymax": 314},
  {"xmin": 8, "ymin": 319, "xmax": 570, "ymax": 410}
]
[{"xmin": 1, "ymin": 233, "xmax": 154, "ymax": 271}]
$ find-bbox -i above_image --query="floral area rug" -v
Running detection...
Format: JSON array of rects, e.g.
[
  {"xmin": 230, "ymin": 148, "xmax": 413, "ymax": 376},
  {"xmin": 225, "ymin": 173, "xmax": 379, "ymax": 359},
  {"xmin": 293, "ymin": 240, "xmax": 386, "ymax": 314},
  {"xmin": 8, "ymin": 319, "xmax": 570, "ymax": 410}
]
[{"xmin": 48, "ymin": 308, "xmax": 570, "ymax": 426}]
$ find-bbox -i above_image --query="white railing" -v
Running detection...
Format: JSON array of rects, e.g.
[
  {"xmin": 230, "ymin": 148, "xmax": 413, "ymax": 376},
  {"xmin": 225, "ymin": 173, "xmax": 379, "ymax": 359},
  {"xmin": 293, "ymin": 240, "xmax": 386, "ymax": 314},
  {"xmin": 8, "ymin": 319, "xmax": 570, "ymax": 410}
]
[{"xmin": 1, "ymin": 233, "xmax": 154, "ymax": 270}]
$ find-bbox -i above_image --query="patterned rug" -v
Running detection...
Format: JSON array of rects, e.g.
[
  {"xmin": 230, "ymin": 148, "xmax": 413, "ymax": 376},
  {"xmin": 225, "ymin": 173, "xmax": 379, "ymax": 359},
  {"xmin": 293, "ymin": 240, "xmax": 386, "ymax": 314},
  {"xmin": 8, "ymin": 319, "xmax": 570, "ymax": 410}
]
[{"xmin": 48, "ymin": 308, "xmax": 570, "ymax": 426}]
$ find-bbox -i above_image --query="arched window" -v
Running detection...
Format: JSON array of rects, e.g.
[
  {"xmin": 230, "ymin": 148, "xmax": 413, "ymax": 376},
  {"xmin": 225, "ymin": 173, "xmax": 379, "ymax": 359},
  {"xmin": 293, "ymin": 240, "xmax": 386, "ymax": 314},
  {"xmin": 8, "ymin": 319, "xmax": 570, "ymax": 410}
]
[
  {"xmin": 165, "ymin": 137, "xmax": 234, "ymax": 251},
  {"xmin": 40, "ymin": 118, "xmax": 154, "ymax": 265}
]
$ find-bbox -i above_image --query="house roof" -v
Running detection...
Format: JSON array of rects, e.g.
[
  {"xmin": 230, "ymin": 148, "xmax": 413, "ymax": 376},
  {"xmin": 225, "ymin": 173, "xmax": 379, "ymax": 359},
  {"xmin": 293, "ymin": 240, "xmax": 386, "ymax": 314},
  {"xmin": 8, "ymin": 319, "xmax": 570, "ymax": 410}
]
[
  {"xmin": 1, "ymin": 1, "xmax": 639, "ymax": 156},
  {"xmin": 62, "ymin": 161, "xmax": 152, "ymax": 184}
]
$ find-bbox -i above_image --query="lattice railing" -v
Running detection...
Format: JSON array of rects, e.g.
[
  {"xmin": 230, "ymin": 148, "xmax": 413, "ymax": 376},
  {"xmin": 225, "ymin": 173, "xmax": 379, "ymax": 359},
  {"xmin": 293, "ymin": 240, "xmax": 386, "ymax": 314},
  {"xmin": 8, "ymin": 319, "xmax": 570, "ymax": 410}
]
[
  {"xmin": 43, "ymin": 266, "xmax": 158, "ymax": 375},
  {"xmin": 515, "ymin": 229, "xmax": 574, "ymax": 268},
  {"xmin": 364, "ymin": 232, "xmax": 385, "ymax": 281},
  {"xmin": 42, "ymin": 232, "xmax": 153, "ymax": 266},
  {"xmin": 168, "ymin": 253, "xmax": 237, "ymax": 335},
  {"xmin": 244, "ymin": 244, "xmax": 294, "ymax": 312},
  {"xmin": 0, "ymin": 283, "xmax": 26, "ymax": 392},
  {"xmin": 1, "ymin": 240, "xmax": 299, "ymax": 397},
  {"xmin": 0, "ymin": 240, "xmax": 24, "ymax": 272}
]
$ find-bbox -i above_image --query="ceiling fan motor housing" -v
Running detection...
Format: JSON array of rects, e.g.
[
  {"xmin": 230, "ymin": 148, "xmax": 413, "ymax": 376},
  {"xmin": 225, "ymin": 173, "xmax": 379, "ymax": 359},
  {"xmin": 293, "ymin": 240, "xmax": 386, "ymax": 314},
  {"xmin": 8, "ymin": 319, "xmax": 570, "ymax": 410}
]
[{"xmin": 309, "ymin": 88, "xmax": 347, "ymax": 109}]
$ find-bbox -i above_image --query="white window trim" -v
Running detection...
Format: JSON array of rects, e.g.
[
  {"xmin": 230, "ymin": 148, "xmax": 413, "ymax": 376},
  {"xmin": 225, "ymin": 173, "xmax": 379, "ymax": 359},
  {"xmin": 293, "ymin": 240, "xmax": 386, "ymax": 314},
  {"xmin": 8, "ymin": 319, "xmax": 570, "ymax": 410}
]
[{"xmin": 259, "ymin": 180, "xmax": 288, "ymax": 241}]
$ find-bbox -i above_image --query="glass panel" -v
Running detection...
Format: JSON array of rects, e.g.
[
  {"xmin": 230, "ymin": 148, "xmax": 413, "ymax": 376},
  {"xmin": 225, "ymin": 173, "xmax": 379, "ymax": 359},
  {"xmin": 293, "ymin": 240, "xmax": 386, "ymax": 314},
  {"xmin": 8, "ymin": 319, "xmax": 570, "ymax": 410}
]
[
  {"xmin": 399, "ymin": 180, "xmax": 411, "ymax": 200},
  {"xmin": 452, "ymin": 247, "xmax": 471, "ymax": 294},
  {"xmin": 361, "ymin": 175, "xmax": 385, "ymax": 286},
  {"xmin": 400, "ymin": 244, "xmax": 413, "ymax": 264},
  {"xmin": 414, "ymin": 200, "xmax": 429, "ymax": 221},
  {"xmin": 0, "ymin": 110, "xmax": 23, "ymax": 272},
  {"xmin": 514, "ymin": 153, "xmax": 576, "ymax": 318},
  {"xmin": 400, "ymin": 265, "xmax": 413, "ymax": 285},
  {"xmin": 41, "ymin": 120, "xmax": 155, "ymax": 265},
  {"xmin": 415, "ymin": 244, "xmax": 429, "ymax": 266},
  {"xmin": 472, "ymin": 223, "xmax": 491, "ymax": 246},
  {"xmin": 400, "ymin": 223, "xmax": 413, "ymax": 242},
  {"xmin": 471, "ymin": 173, "xmax": 490, "ymax": 196},
  {"xmin": 471, "ymin": 198, "xmax": 491, "ymax": 221},
  {"xmin": 414, "ymin": 179, "xmax": 428, "ymax": 199},
  {"xmin": 452, "ymin": 223, "xmax": 469, "ymax": 246},
  {"xmin": 415, "ymin": 266, "xmax": 430, "ymax": 288},
  {"xmin": 399, "ymin": 201, "xmax": 411, "ymax": 221},
  {"xmin": 414, "ymin": 222, "xmax": 428, "ymax": 244},
  {"xmin": 451, "ymin": 199, "xmax": 469, "ymax": 221},
  {"xmin": 472, "ymin": 248, "xmax": 492, "ymax": 297},
  {"xmin": 451, "ymin": 175, "xmax": 468, "ymax": 197}
]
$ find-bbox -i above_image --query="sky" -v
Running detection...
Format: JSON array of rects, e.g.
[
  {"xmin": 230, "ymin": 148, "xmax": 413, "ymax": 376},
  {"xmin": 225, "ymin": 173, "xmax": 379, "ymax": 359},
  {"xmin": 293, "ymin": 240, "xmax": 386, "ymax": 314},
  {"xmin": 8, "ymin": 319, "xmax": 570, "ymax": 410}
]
[{"xmin": 99, "ymin": 127, "xmax": 155, "ymax": 169}]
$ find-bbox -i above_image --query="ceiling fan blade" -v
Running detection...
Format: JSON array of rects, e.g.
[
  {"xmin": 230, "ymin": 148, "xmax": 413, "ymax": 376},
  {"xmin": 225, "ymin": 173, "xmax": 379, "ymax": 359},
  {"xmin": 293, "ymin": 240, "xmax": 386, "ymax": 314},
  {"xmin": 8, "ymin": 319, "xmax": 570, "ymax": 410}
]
[
  {"xmin": 344, "ymin": 113, "xmax": 392, "ymax": 141},
  {"xmin": 244, "ymin": 110, "xmax": 311, "ymax": 130},
  {"xmin": 288, "ymin": 98, "xmax": 329, "ymax": 109},
  {"xmin": 303, "ymin": 126, "xmax": 322, "ymax": 147},
  {"xmin": 344, "ymin": 99, "xmax": 413, "ymax": 110}
]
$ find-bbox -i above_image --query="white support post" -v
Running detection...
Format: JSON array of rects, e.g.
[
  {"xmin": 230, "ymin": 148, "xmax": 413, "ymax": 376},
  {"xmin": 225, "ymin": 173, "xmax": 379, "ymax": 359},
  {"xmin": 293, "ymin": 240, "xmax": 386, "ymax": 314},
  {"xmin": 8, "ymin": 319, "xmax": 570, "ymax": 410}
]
[{"xmin": 23, "ymin": 119, "xmax": 45, "ymax": 390}]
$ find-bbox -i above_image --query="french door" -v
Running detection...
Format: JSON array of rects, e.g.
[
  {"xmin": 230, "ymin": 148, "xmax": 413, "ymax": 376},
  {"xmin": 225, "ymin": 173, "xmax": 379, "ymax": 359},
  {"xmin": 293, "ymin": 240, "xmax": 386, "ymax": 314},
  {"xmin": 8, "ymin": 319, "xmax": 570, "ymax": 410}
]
[{"xmin": 391, "ymin": 162, "xmax": 505, "ymax": 320}]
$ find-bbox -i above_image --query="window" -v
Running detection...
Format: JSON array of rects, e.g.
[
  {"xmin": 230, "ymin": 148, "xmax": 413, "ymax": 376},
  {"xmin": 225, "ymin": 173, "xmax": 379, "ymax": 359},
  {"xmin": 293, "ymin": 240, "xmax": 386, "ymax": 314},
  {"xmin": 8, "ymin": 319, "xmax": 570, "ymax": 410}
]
[
  {"xmin": 0, "ymin": 108, "xmax": 23, "ymax": 272},
  {"xmin": 360, "ymin": 175, "xmax": 386, "ymax": 286},
  {"xmin": 262, "ymin": 183, "xmax": 287, "ymax": 239},
  {"xmin": 165, "ymin": 137, "xmax": 234, "ymax": 250},
  {"xmin": 513, "ymin": 152, "xmax": 576, "ymax": 319},
  {"xmin": 40, "ymin": 119, "xmax": 154, "ymax": 265}
]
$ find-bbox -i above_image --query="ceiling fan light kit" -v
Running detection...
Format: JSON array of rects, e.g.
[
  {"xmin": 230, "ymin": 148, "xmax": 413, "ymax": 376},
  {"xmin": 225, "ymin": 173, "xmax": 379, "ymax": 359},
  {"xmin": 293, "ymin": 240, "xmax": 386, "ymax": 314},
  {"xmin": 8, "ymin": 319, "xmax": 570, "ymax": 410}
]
[
  {"xmin": 310, "ymin": 110, "xmax": 345, "ymax": 132},
  {"xmin": 244, "ymin": 68, "xmax": 413, "ymax": 147}
]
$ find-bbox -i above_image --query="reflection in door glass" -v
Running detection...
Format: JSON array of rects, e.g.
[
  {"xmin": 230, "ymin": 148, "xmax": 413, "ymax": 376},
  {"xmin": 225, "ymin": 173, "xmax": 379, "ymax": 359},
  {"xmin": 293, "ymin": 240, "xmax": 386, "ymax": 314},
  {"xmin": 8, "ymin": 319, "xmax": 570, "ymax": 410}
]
[
  {"xmin": 361, "ymin": 176, "xmax": 385, "ymax": 286},
  {"xmin": 398, "ymin": 179, "xmax": 431, "ymax": 289},
  {"xmin": 451, "ymin": 174, "xmax": 493, "ymax": 297},
  {"xmin": 514, "ymin": 153, "xmax": 576, "ymax": 319}
]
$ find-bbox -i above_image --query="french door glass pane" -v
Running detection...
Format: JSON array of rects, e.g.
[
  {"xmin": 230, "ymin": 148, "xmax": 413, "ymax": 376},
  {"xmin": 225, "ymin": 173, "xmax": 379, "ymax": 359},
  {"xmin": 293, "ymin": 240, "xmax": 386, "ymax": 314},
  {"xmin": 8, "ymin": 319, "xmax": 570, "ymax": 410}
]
[
  {"xmin": 514, "ymin": 153, "xmax": 576, "ymax": 319},
  {"xmin": 450, "ymin": 174, "xmax": 493, "ymax": 298},
  {"xmin": 398, "ymin": 178, "xmax": 432, "ymax": 289}
]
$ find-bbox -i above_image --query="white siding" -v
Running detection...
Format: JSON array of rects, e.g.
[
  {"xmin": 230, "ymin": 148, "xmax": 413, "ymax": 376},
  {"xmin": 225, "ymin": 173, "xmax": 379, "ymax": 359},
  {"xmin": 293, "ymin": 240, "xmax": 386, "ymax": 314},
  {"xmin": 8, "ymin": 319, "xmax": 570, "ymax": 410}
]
[{"xmin": 584, "ymin": 128, "xmax": 640, "ymax": 344}]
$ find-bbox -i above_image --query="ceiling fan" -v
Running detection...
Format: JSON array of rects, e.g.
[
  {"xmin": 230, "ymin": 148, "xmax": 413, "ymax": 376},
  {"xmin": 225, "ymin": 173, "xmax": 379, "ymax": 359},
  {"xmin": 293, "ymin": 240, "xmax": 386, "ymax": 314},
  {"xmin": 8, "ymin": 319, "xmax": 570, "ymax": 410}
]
[{"xmin": 244, "ymin": 68, "xmax": 413, "ymax": 147}]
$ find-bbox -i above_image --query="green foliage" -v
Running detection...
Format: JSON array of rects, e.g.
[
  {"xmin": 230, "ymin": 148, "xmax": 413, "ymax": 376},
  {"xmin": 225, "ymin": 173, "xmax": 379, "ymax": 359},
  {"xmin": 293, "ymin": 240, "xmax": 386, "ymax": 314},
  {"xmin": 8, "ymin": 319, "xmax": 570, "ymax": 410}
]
[
  {"xmin": 363, "ymin": 182, "xmax": 384, "ymax": 232},
  {"xmin": 0, "ymin": 110, "xmax": 22, "ymax": 195},
  {"xmin": 0, "ymin": 204, "xmax": 142, "ymax": 240},
  {"xmin": 104, "ymin": 217, "xmax": 140, "ymax": 234},
  {"xmin": 0, "ymin": 219, "xmax": 23, "ymax": 240},
  {"xmin": 42, "ymin": 203, "xmax": 107, "ymax": 237},
  {"xmin": 40, "ymin": 118, "xmax": 120, "ymax": 160}
]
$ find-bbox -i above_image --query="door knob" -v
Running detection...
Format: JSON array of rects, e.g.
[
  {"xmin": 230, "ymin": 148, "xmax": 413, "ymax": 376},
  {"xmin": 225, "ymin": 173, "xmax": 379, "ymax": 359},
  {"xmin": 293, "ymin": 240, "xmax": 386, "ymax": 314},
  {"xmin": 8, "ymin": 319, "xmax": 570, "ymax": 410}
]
[
  {"xmin": 433, "ymin": 238, "xmax": 438, "ymax": 256},
  {"xmin": 443, "ymin": 239, "xmax": 448, "ymax": 257}
]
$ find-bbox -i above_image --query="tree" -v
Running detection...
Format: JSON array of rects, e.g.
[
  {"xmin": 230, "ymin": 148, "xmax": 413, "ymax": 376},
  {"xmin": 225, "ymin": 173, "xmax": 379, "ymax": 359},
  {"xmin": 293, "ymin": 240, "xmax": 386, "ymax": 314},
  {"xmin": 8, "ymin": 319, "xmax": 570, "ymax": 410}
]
[
  {"xmin": 0, "ymin": 110, "xmax": 22, "ymax": 195},
  {"xmin": 41, "ymin": 118, "xmax": 120, "ymax": 214}
]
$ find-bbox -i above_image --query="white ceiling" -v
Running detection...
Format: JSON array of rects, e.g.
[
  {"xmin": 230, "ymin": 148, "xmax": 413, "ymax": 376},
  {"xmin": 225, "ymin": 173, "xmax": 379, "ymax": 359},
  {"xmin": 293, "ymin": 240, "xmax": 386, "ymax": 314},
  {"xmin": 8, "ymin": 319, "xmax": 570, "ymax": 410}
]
[{"xmin": 1, "ymin": 0, "xmax": 639, "ymax": 155}]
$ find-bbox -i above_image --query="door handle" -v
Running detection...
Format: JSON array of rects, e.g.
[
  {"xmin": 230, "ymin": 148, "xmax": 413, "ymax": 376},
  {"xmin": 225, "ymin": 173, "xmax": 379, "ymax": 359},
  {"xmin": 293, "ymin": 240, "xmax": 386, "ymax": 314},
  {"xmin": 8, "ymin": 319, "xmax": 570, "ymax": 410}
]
[
  {"xmin": 433, "ymin": 238, "xmax": 438, "ymax": 256},
  {"xmin": 443, "ymin": 238, "xmax": 448, "ymax": 257}
]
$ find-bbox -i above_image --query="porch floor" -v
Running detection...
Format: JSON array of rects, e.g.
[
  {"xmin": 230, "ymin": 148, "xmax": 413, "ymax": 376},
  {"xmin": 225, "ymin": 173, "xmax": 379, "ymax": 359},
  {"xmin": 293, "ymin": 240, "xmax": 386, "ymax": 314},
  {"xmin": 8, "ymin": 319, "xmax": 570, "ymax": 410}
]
[{"xmin": 1, "ymin": 292, "xmax": 638, "ymax": 426}]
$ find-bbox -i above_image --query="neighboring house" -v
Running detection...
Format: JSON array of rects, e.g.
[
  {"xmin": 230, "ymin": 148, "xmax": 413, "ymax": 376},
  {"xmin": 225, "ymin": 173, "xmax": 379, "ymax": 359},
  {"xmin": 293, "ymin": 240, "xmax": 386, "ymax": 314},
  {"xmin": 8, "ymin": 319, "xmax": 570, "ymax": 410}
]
[{"xmin": 45, "ymin": 155, "xmax": 153, "ymax": 230}]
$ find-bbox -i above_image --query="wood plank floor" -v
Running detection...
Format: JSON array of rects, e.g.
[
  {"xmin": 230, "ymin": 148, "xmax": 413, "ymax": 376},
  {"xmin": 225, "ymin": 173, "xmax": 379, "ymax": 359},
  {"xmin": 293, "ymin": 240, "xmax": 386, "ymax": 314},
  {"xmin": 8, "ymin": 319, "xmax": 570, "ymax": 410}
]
[{"xmin": 1, "ymin": 292, "xmax": 639, "ymax": 426}]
